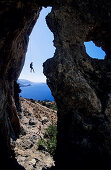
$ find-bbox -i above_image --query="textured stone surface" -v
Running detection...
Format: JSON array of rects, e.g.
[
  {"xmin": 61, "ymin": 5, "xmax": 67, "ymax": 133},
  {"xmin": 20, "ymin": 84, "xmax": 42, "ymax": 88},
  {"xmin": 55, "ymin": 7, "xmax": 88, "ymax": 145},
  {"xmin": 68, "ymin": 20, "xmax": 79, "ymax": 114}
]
[
  {"xmin": 12, "ymin": 97, "xmax": 56, "ymax": 170},
  {"xmin": 43, "ymin": 0, "xmax": 111, "ymax": 169},
  {"xmin": 0, "ymin": 1, "xmax": 41, "ymax": 169},
  {"xmin": 0, "ymin": 0, "xmax": 110, "ymax": 169}
]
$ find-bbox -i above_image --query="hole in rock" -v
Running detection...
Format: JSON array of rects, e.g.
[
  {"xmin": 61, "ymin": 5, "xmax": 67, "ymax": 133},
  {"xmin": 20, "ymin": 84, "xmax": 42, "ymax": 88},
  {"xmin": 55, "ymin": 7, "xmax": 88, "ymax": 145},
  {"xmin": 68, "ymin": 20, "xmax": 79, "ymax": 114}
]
[
  {"xmin": 19, "ymin": 7, "xmax": 55, "ymax": 102},
  {"xmin": 84, "ymin": 41, "xmax": 106, "ymax": 59},
  {"xmin": 17, "ymin": 7, "xmax": 57, "ymax": 169}
]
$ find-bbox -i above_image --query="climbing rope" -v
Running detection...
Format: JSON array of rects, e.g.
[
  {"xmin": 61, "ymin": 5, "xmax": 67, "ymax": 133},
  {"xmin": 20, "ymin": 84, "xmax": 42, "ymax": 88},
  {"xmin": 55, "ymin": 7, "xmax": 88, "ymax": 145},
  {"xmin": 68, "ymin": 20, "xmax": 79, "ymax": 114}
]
[
  {"xmin": 30, "ymin": 37, "xmax": 32, "ymax": 62},
  {"xmin": 29, "ymin": 37, "xmax": 35, "ymax": 73}
]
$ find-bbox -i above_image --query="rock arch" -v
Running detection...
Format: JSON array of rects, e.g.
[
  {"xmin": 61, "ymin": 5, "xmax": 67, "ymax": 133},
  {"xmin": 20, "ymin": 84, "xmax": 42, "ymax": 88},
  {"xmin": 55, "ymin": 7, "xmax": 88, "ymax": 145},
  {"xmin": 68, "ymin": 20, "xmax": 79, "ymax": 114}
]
[{"xmin": 0, "ymin": 0, "xmax": 110, "ymax": 169}]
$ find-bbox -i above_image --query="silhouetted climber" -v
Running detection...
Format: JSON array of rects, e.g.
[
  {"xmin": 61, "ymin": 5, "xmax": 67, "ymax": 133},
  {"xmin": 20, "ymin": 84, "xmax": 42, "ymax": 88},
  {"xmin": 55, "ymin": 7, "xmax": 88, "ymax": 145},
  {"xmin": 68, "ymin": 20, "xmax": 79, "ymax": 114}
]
[{"xmin": 30, "ymin": 62, "xmax": 35, "ymax": 72}]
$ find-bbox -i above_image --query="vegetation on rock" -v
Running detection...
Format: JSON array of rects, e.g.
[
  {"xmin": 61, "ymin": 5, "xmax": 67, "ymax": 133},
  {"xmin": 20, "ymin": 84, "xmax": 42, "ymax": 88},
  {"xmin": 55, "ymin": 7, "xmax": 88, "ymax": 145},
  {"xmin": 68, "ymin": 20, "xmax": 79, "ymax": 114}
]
[
  {"xmin": 38, "ymin": 100, "xmax": 57, "ymax": 111},
  {"xmin": 37, "ymin": 123, "xmax": 57, "ymax": 156}
]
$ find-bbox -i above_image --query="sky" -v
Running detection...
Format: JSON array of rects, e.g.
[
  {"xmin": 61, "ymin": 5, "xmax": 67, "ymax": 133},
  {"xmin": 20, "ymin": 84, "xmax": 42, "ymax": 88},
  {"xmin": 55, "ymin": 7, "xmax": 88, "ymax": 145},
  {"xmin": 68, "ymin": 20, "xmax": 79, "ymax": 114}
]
[
  {"xmin": 19, "ymin": 7, "xmax": 105, "ymax": 83},
  {"xmin": 19, "ymin": 7, "xmax": 55, "ymax": 82}
]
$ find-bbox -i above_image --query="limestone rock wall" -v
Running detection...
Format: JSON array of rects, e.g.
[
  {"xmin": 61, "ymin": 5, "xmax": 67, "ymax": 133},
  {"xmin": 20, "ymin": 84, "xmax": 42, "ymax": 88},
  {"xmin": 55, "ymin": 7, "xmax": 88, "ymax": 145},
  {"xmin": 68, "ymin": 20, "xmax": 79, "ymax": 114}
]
[
  {"xmin": 43, "ymin": 0, "xmax": 111, "ymax": 169},
  {"xmin": 0, "ymin": 1, "xmax": 41, "ymax": 168}
]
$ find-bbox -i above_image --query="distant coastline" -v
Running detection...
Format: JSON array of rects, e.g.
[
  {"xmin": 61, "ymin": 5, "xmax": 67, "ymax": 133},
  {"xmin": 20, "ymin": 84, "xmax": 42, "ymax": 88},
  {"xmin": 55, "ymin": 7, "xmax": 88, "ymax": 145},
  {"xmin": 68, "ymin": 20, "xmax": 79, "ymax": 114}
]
[
  {"xmin": 18, "ymin": 79, "xmax": 54, "ymax": 101},
  {"xmin": 18, "ymin": 79, "xmax": 33, "ymax": 87}
]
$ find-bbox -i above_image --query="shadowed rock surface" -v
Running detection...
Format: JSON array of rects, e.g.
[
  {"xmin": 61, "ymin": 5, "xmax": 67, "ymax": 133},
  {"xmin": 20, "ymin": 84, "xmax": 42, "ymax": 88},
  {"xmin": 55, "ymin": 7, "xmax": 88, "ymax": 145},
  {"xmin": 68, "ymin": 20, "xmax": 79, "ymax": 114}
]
[
  {"xmin": 0, "ymin": 1, "xmax": 41, "ymax": 168},
  {"xmin": 43, "ymin": 0, "xmax": 111, "ymax": 169},
  {"xmin": 0, "ymin": 0, "xmax": 110, "ymax": 169}
]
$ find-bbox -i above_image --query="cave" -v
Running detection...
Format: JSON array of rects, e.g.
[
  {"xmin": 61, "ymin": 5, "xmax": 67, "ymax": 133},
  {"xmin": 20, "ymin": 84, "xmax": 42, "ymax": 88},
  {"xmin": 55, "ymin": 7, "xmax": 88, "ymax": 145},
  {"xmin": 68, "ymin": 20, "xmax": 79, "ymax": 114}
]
[{"xmin": 0, "ymin": 1, "xmax": 110, "ymax": 169}]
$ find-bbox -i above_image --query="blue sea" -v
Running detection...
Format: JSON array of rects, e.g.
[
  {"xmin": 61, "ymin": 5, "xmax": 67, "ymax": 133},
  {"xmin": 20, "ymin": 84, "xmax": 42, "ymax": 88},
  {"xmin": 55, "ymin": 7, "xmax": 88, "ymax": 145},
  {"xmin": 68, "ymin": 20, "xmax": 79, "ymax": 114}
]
[{"xmin": 20, "ymin": 83, "xmax": 54, "ymax": 101}]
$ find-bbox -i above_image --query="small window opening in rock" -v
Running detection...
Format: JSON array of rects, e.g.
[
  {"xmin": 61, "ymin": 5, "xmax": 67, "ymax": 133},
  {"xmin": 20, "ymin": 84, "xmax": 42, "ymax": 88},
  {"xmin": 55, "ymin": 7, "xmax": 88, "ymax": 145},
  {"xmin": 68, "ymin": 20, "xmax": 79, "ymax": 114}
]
[
  {"xmin": 84, "ymin": 41, "xmax": 106, "ymax": 59},
  {"xmin": 17, "ymin": 7, "xmax": 57, "ymax": 169}
]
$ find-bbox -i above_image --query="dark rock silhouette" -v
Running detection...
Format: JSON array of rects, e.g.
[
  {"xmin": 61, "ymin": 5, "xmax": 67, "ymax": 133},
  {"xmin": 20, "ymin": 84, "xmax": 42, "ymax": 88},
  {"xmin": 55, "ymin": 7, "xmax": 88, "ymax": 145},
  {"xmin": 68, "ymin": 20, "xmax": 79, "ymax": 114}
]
[
  {"xmin": 44, "ymin": 1, "xmax": 111, "ymax": 169},
  {"xmin": 0, "ymin": 0, "xmax": 110, "ymax": 169}
]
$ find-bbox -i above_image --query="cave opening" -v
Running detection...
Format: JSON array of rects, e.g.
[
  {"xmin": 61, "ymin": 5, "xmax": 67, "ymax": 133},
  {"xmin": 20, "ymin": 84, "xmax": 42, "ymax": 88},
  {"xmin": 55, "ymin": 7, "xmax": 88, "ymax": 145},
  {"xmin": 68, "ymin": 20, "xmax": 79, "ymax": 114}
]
[
  {"xmin": 19, "ymin": 7, "xmax": 55, "ymax": 101},
  {"xmin": 16, "ymin": 7, "xmax": 57, "ymax": 169},
  {"xmin": 84, "ymin": 41, "xmax": 106, "ymax": 59}
]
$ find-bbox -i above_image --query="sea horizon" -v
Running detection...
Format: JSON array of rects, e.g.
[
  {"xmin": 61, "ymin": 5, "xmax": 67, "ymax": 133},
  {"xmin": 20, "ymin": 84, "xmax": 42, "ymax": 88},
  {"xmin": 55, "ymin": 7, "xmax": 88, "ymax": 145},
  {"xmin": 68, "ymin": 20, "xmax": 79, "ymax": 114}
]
[{"xmin": 18, "ymin": 79, "xmax": 54, "ymax": 101}]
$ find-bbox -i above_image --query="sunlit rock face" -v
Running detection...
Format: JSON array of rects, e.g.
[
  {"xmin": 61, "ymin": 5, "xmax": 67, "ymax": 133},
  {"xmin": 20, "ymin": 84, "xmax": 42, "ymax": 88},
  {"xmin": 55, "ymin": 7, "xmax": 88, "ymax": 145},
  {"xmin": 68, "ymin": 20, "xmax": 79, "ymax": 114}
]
[
  {"xmin": 43, "ymin": 0, "xmax": 111, "ymax": 169},
  {"xmin": 0, "ymin": 0, "xmax": 110, "ymax": 169},
  {"xmin": 0, "ymin": 1, "xmax": 41, "ymax": 168}
]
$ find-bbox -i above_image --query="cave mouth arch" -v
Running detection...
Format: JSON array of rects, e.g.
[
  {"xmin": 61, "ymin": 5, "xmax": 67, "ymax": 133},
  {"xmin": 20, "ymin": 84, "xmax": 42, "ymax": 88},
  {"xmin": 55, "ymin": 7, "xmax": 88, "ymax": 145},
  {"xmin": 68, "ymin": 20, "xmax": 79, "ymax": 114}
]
[
  {"xmin": 84, "ymin": 41, "xmax": 106, "ymax": 59},
  {"xmin": 19, "ymin": 7, "xmax": 55, "ymax": 101},
  {"xmin": 15, "ymin": 7, "xmax": 57, "ymax": 169}
]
